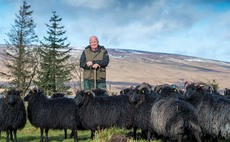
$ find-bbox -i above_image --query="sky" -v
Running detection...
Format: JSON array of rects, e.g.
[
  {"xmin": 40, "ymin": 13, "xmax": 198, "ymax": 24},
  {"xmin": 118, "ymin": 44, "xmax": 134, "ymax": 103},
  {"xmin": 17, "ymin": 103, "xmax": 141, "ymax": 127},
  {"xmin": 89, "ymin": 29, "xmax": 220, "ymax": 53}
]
[{"xmin": 1, "ymin": 0, "xmax": 230, "ymax": 62}]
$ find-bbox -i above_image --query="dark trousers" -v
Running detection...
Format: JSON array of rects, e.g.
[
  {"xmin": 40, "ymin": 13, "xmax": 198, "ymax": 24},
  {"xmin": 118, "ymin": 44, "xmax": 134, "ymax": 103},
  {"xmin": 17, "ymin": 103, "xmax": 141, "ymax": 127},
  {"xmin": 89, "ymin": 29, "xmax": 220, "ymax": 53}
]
[{"xmin": 84, "ymin": 79, "xmax": 107, "ymax": 90}]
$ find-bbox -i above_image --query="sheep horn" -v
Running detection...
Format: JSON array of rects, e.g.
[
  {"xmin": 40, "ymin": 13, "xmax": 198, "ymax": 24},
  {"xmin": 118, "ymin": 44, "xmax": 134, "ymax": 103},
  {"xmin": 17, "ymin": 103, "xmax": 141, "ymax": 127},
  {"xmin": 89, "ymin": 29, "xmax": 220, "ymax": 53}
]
[
  {"xmin": 137, "ymin": 82, "xmax": 152, "ymax": 91},
  {"xmin": 194, "ymin": 82, "xmax": 205, "ymax": 87},
  {"xmin": 85, "ymin": 90, "xmax": 95, "ymax": 97},
  {"xmin": 195, "ymin": 82, "xmax": 214, "ymax": 92}
]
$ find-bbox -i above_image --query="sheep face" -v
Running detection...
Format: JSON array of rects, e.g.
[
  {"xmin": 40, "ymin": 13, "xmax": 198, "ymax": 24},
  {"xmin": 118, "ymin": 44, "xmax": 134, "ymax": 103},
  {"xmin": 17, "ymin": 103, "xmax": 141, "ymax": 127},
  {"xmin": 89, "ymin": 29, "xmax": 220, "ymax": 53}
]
[
  {"xmin": 191, "ymin": 82, "xmax": 214, "ymax": 93},
  {"xmin": 224, "ymin": 88, "xmax": 230, "ymax": 96},
  {"xmin": 157, "ymin": 85, "xmax": 182, "ymax": 98},
  {"xmin": 135, "ymin": 82, "xmax": 152, "ymax": 95},
  {"xmin": 74, "ymin": 90, "xmax": 94, "ymax": 106},
  {"xmin": 51, "ymin": 92, "xmax": 65, "ymax": 98},
  {"xmin": 128, "ymin": 91, "xmax": 145, "ymax": 107},
  {"xmin": 128, "ymin": 83, "xmax": 154, "ymax": 106},
  {"xmin": 185, "ymin": 83, "xmax": 204, "ymax": 105},
  {"xmin": 120, "ymin": 86, "xmax": 134, "ymax": 95},
  {"xmin": 92, "ymin": 88, "xmax": 108, "ymax": 96},
  {"xmin": 24, "ymin": 88, "xmax": 44, "ymax": 101},
  {"xmin": 23, "ymin": 90, "xmax": 34, "ymax": 101},
  {"xmin": 5, "ymin": 89, "xmax": 22, "ymax": 105},
  {"xmin": 154, "ymin": 84, "xmax": 169, "ymax": 94}
]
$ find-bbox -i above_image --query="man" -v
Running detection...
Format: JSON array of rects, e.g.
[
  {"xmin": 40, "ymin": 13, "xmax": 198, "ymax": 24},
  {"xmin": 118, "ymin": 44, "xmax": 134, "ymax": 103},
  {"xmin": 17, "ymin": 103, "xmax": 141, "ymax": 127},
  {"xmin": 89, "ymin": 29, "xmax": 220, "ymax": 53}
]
[{"xmin": 80, "ymin": 36, "xmax": 110, "ymax": 90}]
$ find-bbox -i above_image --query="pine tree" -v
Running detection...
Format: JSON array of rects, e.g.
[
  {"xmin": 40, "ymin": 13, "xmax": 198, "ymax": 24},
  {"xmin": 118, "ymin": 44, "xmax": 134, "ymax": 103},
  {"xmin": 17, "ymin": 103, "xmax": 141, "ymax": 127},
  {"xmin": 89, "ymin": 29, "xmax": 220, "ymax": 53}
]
[
  {"xmin": 36, "ymin": 11, "xmax": 72, "ymax": 94},
  {"xmin": 0, "ymin": 0, "xmax": 38, "ymax": 94}
]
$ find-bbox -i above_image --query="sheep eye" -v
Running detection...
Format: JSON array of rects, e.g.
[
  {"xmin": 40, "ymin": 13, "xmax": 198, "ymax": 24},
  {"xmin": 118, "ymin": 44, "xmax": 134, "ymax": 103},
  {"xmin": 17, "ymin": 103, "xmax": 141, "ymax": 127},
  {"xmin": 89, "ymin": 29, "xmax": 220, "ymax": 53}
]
[{"xmin": 141, "ymin": 90, "xmax": 145, "ymax": 94}]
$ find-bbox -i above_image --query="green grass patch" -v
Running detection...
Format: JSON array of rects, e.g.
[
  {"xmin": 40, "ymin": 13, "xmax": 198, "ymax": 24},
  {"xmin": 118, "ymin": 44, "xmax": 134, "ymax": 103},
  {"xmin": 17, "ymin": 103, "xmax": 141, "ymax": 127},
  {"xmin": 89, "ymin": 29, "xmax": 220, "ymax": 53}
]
[
  {"xmin": 0, "ymin": 121, "xmax": 229, "ymax": 142},
  {"xmin": 0, "ymin": 121, "xmax": 158, "ymax": 142},
  {"xmin": 0, "ymin": 120, "xmax": 92, "ymax": 142}
]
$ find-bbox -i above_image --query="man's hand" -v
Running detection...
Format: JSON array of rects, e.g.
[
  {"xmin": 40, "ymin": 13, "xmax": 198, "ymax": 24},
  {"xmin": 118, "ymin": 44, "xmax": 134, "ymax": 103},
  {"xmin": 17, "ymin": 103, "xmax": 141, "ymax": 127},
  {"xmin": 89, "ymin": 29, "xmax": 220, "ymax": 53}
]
[
  {"xmin": 92, "ymin": 63, "xmax": 100, "ymax": 69},
  {"xmin": 86, "ymin": 61, "xmax": 93, "ymax": 67}
]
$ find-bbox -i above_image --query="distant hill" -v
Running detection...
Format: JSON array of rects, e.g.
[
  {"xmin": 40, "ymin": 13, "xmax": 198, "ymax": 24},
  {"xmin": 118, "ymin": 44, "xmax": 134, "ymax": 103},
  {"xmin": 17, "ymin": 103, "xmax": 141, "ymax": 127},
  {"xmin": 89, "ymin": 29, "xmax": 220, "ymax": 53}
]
[
  {"xmin": 104, "ymin": 48, "xmax": 230, "ymax": 93},
  {"xmin": 1, "ymin": 45, "xmax": 230, "ymax": 93}
]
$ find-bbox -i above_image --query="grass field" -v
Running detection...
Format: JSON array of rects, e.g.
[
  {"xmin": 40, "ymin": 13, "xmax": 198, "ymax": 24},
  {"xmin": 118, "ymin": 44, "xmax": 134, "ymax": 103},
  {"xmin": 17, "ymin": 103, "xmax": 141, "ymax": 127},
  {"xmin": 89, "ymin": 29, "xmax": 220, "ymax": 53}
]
[
  {"xmin": 0, "ymin": 120, "xmax": 149, "ymax": 142},
  {"xmin": 1, "ymin": 120, "xmax": 229, "ymax": 142},
  {"xmin": 0, "ymin": 120, "xmax": 90, "ymax": 142}
]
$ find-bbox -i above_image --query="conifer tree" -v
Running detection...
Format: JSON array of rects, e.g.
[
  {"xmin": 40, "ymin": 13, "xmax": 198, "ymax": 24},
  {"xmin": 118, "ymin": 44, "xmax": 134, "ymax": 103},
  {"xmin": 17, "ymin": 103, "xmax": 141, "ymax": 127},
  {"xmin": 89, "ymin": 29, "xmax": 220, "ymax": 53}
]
[
  {"xmin": 36, "ymin": 11, "xmax": 72, "ymax": 94},
  {"xmin": 0, "ymin": 0, "xmax": 38, "ymax": 94}
]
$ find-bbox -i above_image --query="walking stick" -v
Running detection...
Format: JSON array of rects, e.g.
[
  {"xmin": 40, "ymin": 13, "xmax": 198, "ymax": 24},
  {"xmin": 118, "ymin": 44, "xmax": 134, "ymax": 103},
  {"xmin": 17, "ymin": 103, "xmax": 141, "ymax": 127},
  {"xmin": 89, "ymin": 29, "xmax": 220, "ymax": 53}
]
[{"xmin": 93, "ymin": 69, "xmax": 97, "ymax": 89}]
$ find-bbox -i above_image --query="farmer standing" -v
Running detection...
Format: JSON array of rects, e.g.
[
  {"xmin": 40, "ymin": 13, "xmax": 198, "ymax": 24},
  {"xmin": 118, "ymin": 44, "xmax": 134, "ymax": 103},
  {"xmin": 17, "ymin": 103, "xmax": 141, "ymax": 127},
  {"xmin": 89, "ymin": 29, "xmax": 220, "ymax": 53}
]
[{"xmin": 80, "ymin": 36, "xmax": 110, "ymax": 90}]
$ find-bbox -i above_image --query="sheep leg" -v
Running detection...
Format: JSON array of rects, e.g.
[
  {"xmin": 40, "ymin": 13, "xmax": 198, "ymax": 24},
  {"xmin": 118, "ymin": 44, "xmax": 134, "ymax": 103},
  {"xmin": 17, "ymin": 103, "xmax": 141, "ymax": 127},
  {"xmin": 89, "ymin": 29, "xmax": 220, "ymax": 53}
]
[
  {"xmin": 12, "ymin": 130, "xmax": 17, "ymax": 142},
  {"xmin": 10, "ymin": 130, "xmax": 13, "ymax": 141},
  {"xmin": 162, "ymin": 137, "xmax": 167, "ymax": 142},
  {"xmin": 90, "ymin": 130, "xmax": 95, "ymax": 139},
  {"xmin": 193, "ymin": 131, "xmax": 201, "ymax": 142},
  {"xmin": 177, "ymin": 134, "xmax": 183, "ymax": 142},
  {"xmin": 40, "ymin": 128, "xmax": 44, "ymax": 142},
  {"xmin": 64, "ymin": 129, "xmax": 67, "ymax": 139},
  {"xmin": 45, "ymin": 128, "xmax": 49, "ymax": 142},
  {"xmin": 147, "ymin": 130, "xmax": 151, "ymax": 141},
  {"xmin": 72, "ymin": 129, "xmax": 78, "ymax": 142},
  {"xmin": 70, "ymin": 130, "xmax": 74, "ymax": 138},
  {"xmin": 133, "ymin": 127, "xmax": 137, "ymax": 140},
  {"xmin": 6, "ymin": 130, "xmax": 10, "ymax": 142}
]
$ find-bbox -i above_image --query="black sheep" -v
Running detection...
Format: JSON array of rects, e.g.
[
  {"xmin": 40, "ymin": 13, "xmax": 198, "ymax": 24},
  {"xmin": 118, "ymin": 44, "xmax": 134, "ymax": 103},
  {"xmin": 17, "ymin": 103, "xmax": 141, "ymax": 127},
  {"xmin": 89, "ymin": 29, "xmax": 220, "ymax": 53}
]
[
  {"xmin": 120, "ymin": 86, "xmax": 135, "ymax": 95},
  {"xmin": 24, "ymin": 88, "xmax": 80, "ymax": 142},
  {"xmin": 50, "ymin": 92, "xmax": 71, "ymax": 139},
  {"xmin": 155, "ymin": 84, "xmax": 186, "ymax": 100},
  {"xmin": 0, "ymin": 88, "xmax": 26, "ymax": 142},
  {"xmin": 150, "ymin": 98, "xmax": 202, "ymax": 142},
  {"xmin": 128, "ymin": 82, "xmax": 160, "ymax": 140},
  {"xmin": 129, "ymin": 83, "xmax": 202, "ymax": 142},
  {"xmin": 185, "ymin": 83, "xmax": 230, "ymax": 142},
  {"xmin": 74, "ymin": 90, "xmax": 134, "ymax": 139}
]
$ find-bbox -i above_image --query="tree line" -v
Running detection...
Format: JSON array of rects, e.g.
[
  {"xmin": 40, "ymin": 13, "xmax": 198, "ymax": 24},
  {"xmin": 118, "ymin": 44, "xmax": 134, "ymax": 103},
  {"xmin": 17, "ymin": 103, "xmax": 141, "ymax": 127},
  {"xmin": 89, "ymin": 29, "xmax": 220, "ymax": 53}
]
[{"xmin": 0, "ymin": 0, "xmax": 82, "ymax": 95}]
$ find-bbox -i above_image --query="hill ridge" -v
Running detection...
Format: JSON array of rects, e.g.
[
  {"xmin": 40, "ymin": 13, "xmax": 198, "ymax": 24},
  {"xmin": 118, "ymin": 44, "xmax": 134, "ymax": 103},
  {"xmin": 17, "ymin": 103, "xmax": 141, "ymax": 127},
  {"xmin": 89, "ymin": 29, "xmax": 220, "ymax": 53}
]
[{"xmin": 0, "ymin": 46, "xmax": 229, "ymax": 93}]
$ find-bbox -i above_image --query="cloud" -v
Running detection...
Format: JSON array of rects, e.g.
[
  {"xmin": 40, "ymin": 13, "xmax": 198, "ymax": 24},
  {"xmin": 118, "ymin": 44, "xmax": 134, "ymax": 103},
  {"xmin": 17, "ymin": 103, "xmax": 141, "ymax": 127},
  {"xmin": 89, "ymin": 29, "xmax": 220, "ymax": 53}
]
[
  {"xmin": 1, "ymin": 0, "xmax": 230, "ymax": 62},
  {"xmin": 63, "ymin": 0, "xmax": 116, "ymax": 10}
]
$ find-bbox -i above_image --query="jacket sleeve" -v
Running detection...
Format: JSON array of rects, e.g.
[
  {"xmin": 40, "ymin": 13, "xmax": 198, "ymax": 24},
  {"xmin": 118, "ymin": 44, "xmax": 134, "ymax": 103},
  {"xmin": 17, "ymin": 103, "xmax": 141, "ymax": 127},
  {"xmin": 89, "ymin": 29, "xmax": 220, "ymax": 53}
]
[
  {"xmin": 93, "ymin": 49, "xmax": 110, "ymax": 68},
  {"xmin": 80, "ymin": 50, "xmax": 91, "ymax": 69}
]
